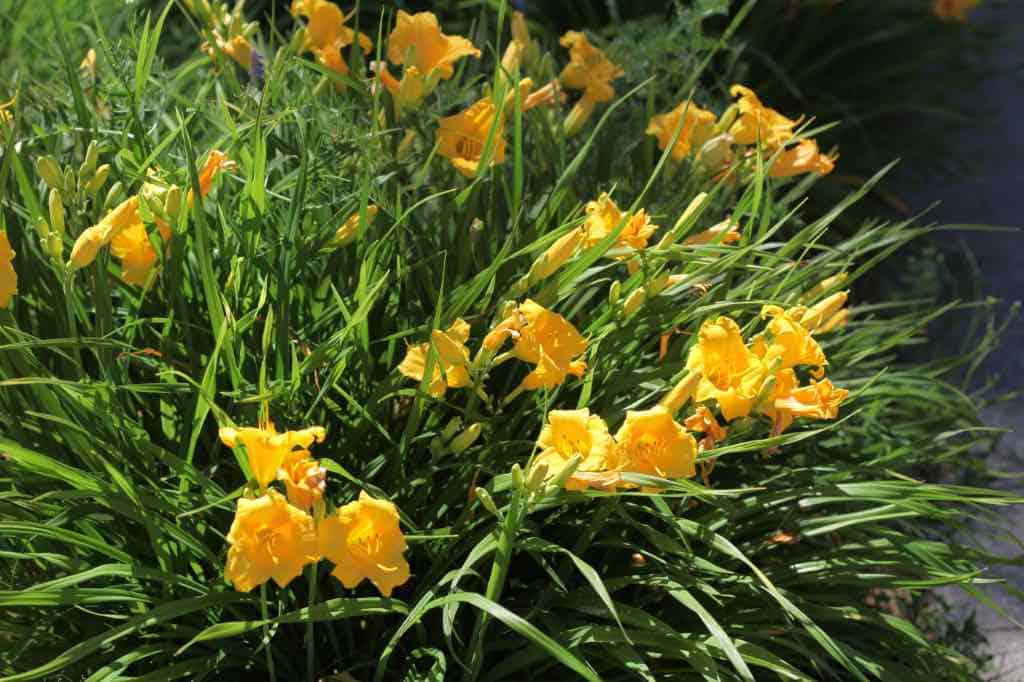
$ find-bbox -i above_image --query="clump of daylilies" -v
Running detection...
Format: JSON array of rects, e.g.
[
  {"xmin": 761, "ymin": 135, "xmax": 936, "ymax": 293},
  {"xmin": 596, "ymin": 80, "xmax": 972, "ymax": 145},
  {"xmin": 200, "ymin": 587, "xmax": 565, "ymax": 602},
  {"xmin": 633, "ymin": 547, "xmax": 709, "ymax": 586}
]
[{"xmin": 219, "ymin": 416, "xmax": 410, "ymax": 596}]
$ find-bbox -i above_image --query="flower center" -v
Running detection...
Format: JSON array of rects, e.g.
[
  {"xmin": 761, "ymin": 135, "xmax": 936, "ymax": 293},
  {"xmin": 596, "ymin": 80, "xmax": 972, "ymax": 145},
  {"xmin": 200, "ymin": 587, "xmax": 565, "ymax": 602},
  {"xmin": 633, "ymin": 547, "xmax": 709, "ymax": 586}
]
[
  {"xmin": 632, "ymin": 433, "xmax": 666, "ymax": 475},
  {"xmin": 455, "ymin": 135, "xmax": 483, "ymax": 159},
  {"xmin": 348, "ymin": 520, "xmax": 383, "ymax": 561},
  {"xmin": 257, "ymin": 526, "xmax": 281, "ymax": 562}
]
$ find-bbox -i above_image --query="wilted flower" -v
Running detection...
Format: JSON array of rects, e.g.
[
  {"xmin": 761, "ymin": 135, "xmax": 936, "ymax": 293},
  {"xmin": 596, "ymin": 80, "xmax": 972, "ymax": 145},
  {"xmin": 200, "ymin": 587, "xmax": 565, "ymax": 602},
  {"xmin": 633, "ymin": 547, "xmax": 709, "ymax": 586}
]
[
  {"xmin": 683, "ymin": 220, "xmax": 742, "ymax": 246},
  {"xmin": 331, "ymin": 204, "xmax": 378, "ymax": 247},
  {"xmin": 225, "ymin": 490, "xmax": 318, "ymax": 592},
  {"xmin": 684, "ymin": 405, "xmax": 728, "ymax": 452},
  {"xmin": 528, "ymin": 227, "xmax": 584, "ymax": 282},
  {"xmin": 318, "ymin": 491, "xmax": 411, "ymax": 597},
  {"xmin": 646, "ymin": 101, "xmax": 717, "ymax": 161},
  {"xmin": 278, "ymin": 450, "xmax": 327, "ymax": 511}
]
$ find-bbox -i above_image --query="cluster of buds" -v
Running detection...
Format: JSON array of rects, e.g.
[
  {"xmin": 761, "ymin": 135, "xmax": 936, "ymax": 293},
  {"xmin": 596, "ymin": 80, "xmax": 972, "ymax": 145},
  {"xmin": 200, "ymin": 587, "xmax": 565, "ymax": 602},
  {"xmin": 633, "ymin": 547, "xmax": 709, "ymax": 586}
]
[
  {"xmin": 35, "ymin": 141, "xmax": 111, "ymax": 263},
  {"xmin": 429, "ymin": 416, "xmax": 483, "ymax": 459},
  {"xmin": 185, "ymin": 0, "xmax": 261, "ymax": 74}
]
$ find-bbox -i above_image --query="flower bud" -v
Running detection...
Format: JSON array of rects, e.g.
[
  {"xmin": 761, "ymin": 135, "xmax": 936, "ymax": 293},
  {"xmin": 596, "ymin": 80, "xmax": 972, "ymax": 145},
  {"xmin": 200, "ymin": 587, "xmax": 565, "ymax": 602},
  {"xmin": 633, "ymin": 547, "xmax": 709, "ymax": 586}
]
[
  {"xmin": 63, "ymin": 167, "xmax": 75, "ymax": 197},
  {"xmin": 37, "ymin": 156, "xmax": 64, "ymax": 191},
  {"xmin": 697, "ymin": 134, "xmax": 734, "ymax": 173},
  {"xmin": 659, "ymin": 370, "xmax": 703, "ymax": 414},
  {"xmin": 85, "ymin": 164, "xmax": 111, "ymax": 197},
  {"xmin": 47, "ymin": 233, "xmax": 63, "ymax": 261},
  {"xmin": 564, "ymin": 97, "xmax": 596, "ymax": 137},
  {"xmin": 526, "ymin": 460, "xmax": 548, "ymax": 493},
  {"xmin": 475, "ymin": 487, "xmax": 499, "ymax": 516},
  {"xmin": 441, "ymin": 416, "xmax": 463, "ymax": 443},
  {"xmin": 801, "ymin": 272, "xmax": 848, "ymax": 302},
  {"xmin": 33, "ymin": 216, "xmax": 49, "ymax": 240},
  {"xmin": 48, "ymin": 189, "xmax": 65, "ymax": 237},
  {"xmin": 450, "ymin": 422, "xmax": 482, "ymax": 454},
  {"xmin": 657, "ymin": 192, "xmax": 708, "ymax": 249},
  {"xmin": 646, "ymin": 272, "xmax": 671, "ymax": 297},
  {"xmin": 818, "ymin": 309, "xmax": 849, "ymax": 334},
  {"xmin": 608, "ymin": 280, "xmax": 621, "ymax": 305},
  {"xmin": 622, "ymin": 288, "xmax": 645, "ymax": 316},
  {"xmin": 511, "ymin": 463, "xmax": 525, "ymax": 493},
  {"xmin": 528, "ymin": 227, "xmax": 582, "ymax": 284},
  {"xmin": 548, "ymin": 455, "xmax": 581, "ymax": 491},
  {"xmin": 330, "ymin": 205, "xmax": 379, "ymax": 248},
  {"xmin": 163, "ymin": 185, "xmax": 182, "ymax": 221},
  {"xmin": 801, "ymin": 291, "xmax": 848, "ymax": 332},
  {"xmin": 105, "ymin": 182, "xmax": 124, "ymax": 210},
  {"xmin": 81, "ymin": 140, "xmax": 99, "ymax": 178}
]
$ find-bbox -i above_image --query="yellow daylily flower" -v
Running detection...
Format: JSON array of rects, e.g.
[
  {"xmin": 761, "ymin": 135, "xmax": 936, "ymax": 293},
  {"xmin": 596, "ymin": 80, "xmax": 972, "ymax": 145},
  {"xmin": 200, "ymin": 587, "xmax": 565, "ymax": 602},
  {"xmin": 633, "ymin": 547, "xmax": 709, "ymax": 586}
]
[
  {"xmin": 933, "ymin": 0, "xmax": 979, "ymax": 21},
  {"xmin": 769, "ymin": 139, "xmax": 837, "ymax": 178},
  {"xmin": 331, "ymin": 204, "xmax": 378, "ymax": 247},
  {"xmin": 758, "ymin": 367, "xmax": 799, "ymax": 435},
  {"xmin": 728, "ymin": 85, "xmax": 799, "ymax": 150},
  {"xmin": 615, "ymin": 406, "xmax": 697, "ymax": 481},
  {"xmin": 685, "ymin": 316, "xmax": 765, "ymax": 421},
  {"xmin": 765, "ymin": 375, "xmax": 849, "ymax": 435},
  {"xmin": 0, "ymin": 231, "xmax": 17, "ymax": 308},
  {"xmin": 292, "ymin": 0, "xmax": 372, "ymax": 87},
  {"xmin": 582, "ymin": 193, "xmax": 658, "ymax": 252},
  {"xmin": 559, "ymin": 31, "xmax": 623, "ymax": 135},
  {"xmin": 437, "ymin": 96, "xmax": 506, "ymax": 177},
  {"xmin": 209, "ymin": 32, "xmax": 254, "ymax": 70},
  {"xmin": 109, "ymin": 220, "xmax": 172, "ymax": 286},
  {"xmin": 225, "ymin": 490, "xmax": 318, "ymax": 592},
  {"xmin": 646, "ymin": 101, "xmax": 718, "ymax": 161},
  {"xmin": 534, "ymin": 409, "xmax": 618, "ymax": 491},
  {"xmin": 684, "ymin": 405, "xmax": 728, "ymax": 453},
  {"xmin": 484, "ymin": 299, "xmax": 588, "ymax": 390},
  {"xmin": 219, "ymin": 421, "xmax": 326, "ymax": 490},
  {"xmin": 318, "ymin": 490, "xmax": 411, "ymax": 597},
  {"xmin": 278, "ymin": 450, "xmax": 327, "ymax": 511},
  {"xmin": 397, "ymin": 318, "xmax": 472, "ymax": 397},
  {"xmin": 758, "ymin": 304, "xmax": 827, "ymax": 373}
]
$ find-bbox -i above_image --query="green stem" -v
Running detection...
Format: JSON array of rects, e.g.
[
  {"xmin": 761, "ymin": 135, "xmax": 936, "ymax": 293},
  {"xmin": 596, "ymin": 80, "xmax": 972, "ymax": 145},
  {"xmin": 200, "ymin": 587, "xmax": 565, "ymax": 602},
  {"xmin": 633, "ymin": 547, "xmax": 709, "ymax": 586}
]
[
  {"xmin": 306, "ymin": 563, "xmax": 318, "ymax": 682},
  {"xmin": 463, "ymin": 488, "xmax": 523, "ymax": 682},
  {"xmin": 260, "ymin": 583, "xmax": 277, "ymax": 682}
]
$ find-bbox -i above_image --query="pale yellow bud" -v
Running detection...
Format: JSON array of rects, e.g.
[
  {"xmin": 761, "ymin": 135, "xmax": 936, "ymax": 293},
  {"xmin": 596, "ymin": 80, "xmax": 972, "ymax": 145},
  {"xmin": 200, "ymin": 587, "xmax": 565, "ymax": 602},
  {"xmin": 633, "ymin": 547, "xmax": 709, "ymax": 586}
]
[
  {"xmin": 104, "ymin": 182, "xmax": 124, "ymax": 210},
  {"xmin": 801, "ymin": 291, "xmax": 848, "ymax": 332},
  {"xmin": 818, "ymin": 308, "xmax": 850, "ymax": 334},
  {"xmin": 82, "ymin": 140, "xmax": 99, "ymax": 177},
  {"xmin": 47, "ymin": 233, "xmax": 63, "ymax": 261},
  {"xmin": 511, "ymin": 463, "xmax": 525, "ymax": 493},
  {"xmin": 163, "ymin": 185, "xmax": 182, "ymax": 221},
  {"xmin": 659, "ymin": 370, "xmax": 703, "ymax": 414},
  {"xmin": 657, "ymin": 192, "xmax": 708, "ymax": 249},
  {"xmin": 697, "ymin": 134, "xmax": 734, "ymax": 173},
  {"xmin": 526, "ymin": 460, "xmax": 548, "ymax": 493},
  {"xmin": 475, "ymin": 487, "xmax": 499, "ymax": 516},
  {"xmin": 36, "ymin": 156, "xmax": 64, "ymax": 191},
  {"xmin": 608, "ymin": 280, "xmax": 621, "ymax": 305},
  {"xmin": 85, "ymin": 164, "xmax": 111, "ymax": 197},
  {"xmin": 801, "ymin": 272, "xmax": 849, "ymax": 302},
  {"xmin": 528, "ymin": 227, "xmax": 583, "ymax": 284},
  {"xmin": 547, "ymin": 454, "xmax": 581, "ymax": 491},
  {"xmin": 48, "ymin": 189, "xmax": 65, "ymax": 237},
  {"xmin": 450, "ymin": 422, "xmax": 482, "ymax": 454},
  {"xmin": 331, "ymin": 205, "xmax": 378, "ymax": 248},
  {"xmin": 623, "ymin": 288, "xmax": 645, "ymax": 315}
]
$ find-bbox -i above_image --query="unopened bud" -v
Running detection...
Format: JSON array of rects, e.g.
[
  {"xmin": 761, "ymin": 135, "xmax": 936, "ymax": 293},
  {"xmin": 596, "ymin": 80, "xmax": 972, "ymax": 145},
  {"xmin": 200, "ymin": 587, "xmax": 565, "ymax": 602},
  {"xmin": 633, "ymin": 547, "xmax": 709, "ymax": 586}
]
[
  {"xmin": 801, "ymin": 291, "xmax": 848, "ymax": 332},
  {"xmin": 37, "ymin": 156, "xmax": 64, "ymax": 191},
  {"xmin": 85, "ymin": 164, "xmax": 111, "ymax": 197},
  {"xmin": 498, "ymin": 300, "xmax": 518, "ymax": 320},
  {"xmin": 48, "ymin": 189, "xmax": 65, "ymax": 237},
  {"xmin": 511, "ymin": 463, "xmax": 525, "ymax": 493},
  {"xmin": 47, "ymin": 233, "xmax": 63, "ymax": 261},
  {"xmin": 609, "ymin": 280, "xmax": 621, "ymax": 305},
  {"xmin": 475, "ymin": 487, "xmax": 499, "ymax": 516},
  {"xmin": 697, "ymin": 134, "xmax": 734, "ymax": 173},
  {"xmin": 528, "ymin": 227, "xmax": 583, "ymax": 284},
  {"xmin": 163, "ymin": 185, "xmax": 182, "ymax": 220},
  {"xmin": 81, "ymin": 140, "xmax": 99, "ymax": 177},
  {"xmin": 105, "ymin": 182, "xmax": 124, "ymax": 210},
  {"xmin": 526, "ymin": 461, "xmax": 548, "ymax": 493},
  {"xmin": 548, "ymin": 455, "xmax": 581, "ymax": 490},
  {"xmin": 659, "ymin": 370, "xmax": 702, "ymax": 414},
  {"xmin": 63, "ymin": 167, "xmax": 75, "ymax": 197},
  {"xmin": 450, "ymin": 422, "xmax": 482, "ymax": 454},
  {"xmin": 622, "ymin": 288, "xmax": 645, "ymax": 316},
  {"xmin": 801, "ymin": 273, "xmax": 849, "ymax": 302},
  {"xmin": 441, "ymin": 417, "xmax": 463, "ymax": 443},
  {"xmin": 657, "ymin": 192, "xmax": 708, "ymax": 249},
  {"xmin": 330, "ymin": 204, "xmax": 378, "ymax": 248},
  {"xmin": 33, "ymin": 216, "xmax": 50, "ymax": 240},
  {"xmin": 646, "ymin": 272, "xmax": 671, "ymax": 297}
]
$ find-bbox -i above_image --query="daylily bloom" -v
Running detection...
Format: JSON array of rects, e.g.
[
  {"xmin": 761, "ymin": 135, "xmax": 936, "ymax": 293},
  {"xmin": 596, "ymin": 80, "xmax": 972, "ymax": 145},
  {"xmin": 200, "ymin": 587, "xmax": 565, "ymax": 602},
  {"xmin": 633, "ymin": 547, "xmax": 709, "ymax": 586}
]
[
  {"xmin": 683, "ymin": 220, "xmax": 742, "ymax": 246},
  {"xmin": 685, "ymin": 316, "xmax": 765, "ymax": 421},
  {"xmin": 933, "ymin": 0, "xmax": 979, "ymax": 21},
  {"xmin": 501, "ymin": 11, "xmax": 540, "ymax": 75},
  {"xmin": 278, "ymin": 450, "xmax": 327, "ymax": 511},
  {"xmin": 769, "ymin": 139, "xmax": 837, "ymax": 178},
  {"xmin": 484, "ymin": 299, "xmax": 588, "ymax": 390},
  {"xmin": 615, "ymin": 406, "xmax": 697, "ymax": 481},
  {"xmin": 728, "ymin": 85, "xmax": 799, "ymax": 150},
  {"xmin": 766, "ymin": 376, "xmax": 849, "ymax": 435},
  {"xmin": 582, "ymin": 193, "xmax": 658, "ymax": 252},
  {"xmin": 398, "ymin": 318, "xmax": 473, "ymax": 397},
  {"xmin": 684, "ymin": 405, "xmax": 728, "ymax": 452},
  {"xmin": 225, "ymin": 490, "xmax": 318, "ymax": 592},
  {"xmin": 376, "ymin": 10, "xmax": 480, "ymax": 113},
  {"xmin": 208, "ymin": 32, "xmax": 254, "ymax": 69},
  {"xmin": 646, "ymin": 101, "xmax": 717, "ymax": 161},
  {"xmin": 757, "ymin": 304, "xmax": 827, "ymax": 374},
  {"xmin": 0, "ymin": 231, "xmax": 17, "ymax": 308},
  {"xmin": 109, "ymin": 220, "xmax": 172, "ymax": 286},
  {"xmin": 534, "ymin": 409, "xmax": 619, "ymax": 491},
  {"xmin": 318, "ymin": 490, "xmax": 411, "ymax": 597},
  {"xmin": 437, "ymin": 96, "xmax": 506, "ymax": 177},
  {"xmin": 70, "ymin": 196, "xmax": 143, "ymax": 269},
  {"xmin": 292, "ymin": 0, "xmax": 372, "ymax": 87},
  {"xmin": 219, "ymin": 420, "xmax": 326, "ymax": 490},
  {"xmin": 559, "ymin": 31, "xmax": 623, "ymax": 134}
]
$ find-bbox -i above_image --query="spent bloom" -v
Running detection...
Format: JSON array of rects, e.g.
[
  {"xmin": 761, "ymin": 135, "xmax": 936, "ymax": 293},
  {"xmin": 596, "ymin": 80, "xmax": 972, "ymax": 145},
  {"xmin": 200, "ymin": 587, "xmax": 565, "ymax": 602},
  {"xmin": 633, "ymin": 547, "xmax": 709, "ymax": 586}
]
[
  {"xmin": 225, "ymin": 490, "xmax": 318, "ymax": 592},
  {"xmin": 646, "ymin": 101, "xmax": 718, "ymax": 161},
  {"xmin": 684, "ymin": 405, "xmax": 728, "ymax": 453},
  {"xmin": 278, "ymin": 450, "xmax": 327, "ymax": 511},
  {"xmin": 0, "ymin": 231, "xmax": 17, "ymax": 308},
  {"xmin": 318, "ymin": 491, "xmax": 411, "ymax": 597},
  {"xmin": 398, "ymin": 318, "xmax": 472, "ymax": 397}
]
